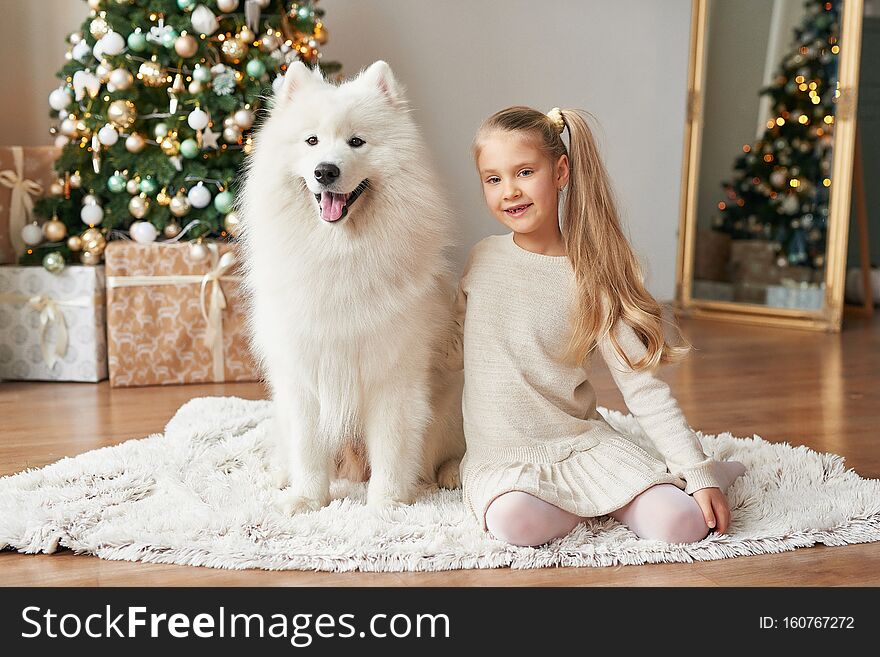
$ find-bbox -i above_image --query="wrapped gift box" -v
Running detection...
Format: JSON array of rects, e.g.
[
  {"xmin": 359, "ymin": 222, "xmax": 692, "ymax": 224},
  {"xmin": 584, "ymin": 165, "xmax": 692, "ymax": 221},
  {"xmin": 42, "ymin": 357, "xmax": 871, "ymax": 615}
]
[
  {"xmin": 0, "ymin": 146, "xmax": 62, "ymax": 264},
  {"xmin": 766, "ymin": 280, "xmax": 826, "ymax": 309},
  {"xmin": 0, "ymin": 264, "xmax": 107, "ymax": 382},
  {"xmin": 104, "ymin": 240, "xmax": 259, "ymax": 387}
]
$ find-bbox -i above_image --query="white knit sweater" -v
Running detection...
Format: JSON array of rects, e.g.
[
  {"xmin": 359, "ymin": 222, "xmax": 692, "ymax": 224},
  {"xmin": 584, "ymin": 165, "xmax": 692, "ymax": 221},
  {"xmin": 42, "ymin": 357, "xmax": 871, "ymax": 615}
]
[{"xmin": 449, "ymin": 233, "xmax": 721, "ymax": 530}]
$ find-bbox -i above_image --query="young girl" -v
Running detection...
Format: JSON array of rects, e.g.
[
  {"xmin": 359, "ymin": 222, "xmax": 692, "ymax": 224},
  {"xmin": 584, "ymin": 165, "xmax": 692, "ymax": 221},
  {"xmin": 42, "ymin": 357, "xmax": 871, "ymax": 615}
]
[{"xmin": 448, "ymin": 106, "xmax": 746, "ymax": 547}]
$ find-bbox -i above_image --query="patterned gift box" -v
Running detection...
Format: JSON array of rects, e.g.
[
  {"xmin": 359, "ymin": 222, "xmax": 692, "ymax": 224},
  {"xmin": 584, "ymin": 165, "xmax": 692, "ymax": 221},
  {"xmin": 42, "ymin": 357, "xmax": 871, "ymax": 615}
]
[
  {"xmin": 104, "ymin": 240, "xmax": 259, "ymax": 387},
  {"xmin": 0, "ymin": 265, "xmax": 107, "ymax": 382},
  {"xmin": 0, "ymin": 146, "xmax": 62, "ymax": 264}
]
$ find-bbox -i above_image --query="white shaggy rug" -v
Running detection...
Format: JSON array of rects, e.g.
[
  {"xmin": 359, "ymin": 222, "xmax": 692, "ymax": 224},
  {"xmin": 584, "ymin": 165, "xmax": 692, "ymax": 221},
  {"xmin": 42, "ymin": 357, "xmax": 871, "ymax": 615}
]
[{"xmin": 2, "ymin": 396, "xmax": 879, "ymax": 572}]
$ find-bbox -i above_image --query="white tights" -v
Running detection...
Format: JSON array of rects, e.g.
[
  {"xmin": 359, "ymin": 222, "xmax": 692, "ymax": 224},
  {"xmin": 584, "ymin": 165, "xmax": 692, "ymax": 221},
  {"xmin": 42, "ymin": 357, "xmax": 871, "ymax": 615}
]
[{"xmin": 484, "ymin": 460, "xmax": 747, "ymax": 547}]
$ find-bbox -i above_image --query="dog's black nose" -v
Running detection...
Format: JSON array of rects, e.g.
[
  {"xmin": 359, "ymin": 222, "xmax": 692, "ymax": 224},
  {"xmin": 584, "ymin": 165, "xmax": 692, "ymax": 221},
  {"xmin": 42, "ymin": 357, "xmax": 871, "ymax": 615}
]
[{"xmin": 314, "ymin": 163, "xmax": 340, "ymax": 184}]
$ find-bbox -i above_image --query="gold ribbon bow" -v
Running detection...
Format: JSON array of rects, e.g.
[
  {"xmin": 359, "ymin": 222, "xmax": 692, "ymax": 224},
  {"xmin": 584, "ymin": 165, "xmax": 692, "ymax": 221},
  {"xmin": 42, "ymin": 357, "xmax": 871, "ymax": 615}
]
[
  {"xmin": 0, "ymin": 292, "xmax": 101, "ymax": 369},
  {"xmin": 199, "ymin": 244, "xmax": 237, "ymax": 382},
  {"xmin": 0, "ymin": 147, "xmax": 45, "ymax": 257}
]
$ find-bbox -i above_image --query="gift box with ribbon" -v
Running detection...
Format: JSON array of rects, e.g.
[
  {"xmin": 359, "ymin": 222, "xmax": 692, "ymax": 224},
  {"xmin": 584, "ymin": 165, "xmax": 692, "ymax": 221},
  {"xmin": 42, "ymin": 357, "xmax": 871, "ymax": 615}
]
[
  {"xmin": 0, "ymin": 146, "xmax": 62, "ymax": 264},
  {"xmin": 0, "ymin": 264, "xmax": 107, "ymax": 381},
  {"xmin": 104, "ymin": 240, "xmax": 259, "ymax": 387}
]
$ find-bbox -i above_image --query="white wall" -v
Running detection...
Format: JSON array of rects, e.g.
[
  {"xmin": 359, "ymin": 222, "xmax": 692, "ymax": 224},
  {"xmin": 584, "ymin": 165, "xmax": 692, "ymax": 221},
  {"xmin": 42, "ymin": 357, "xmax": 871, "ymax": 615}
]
[
  {"xmin": 319, "ymin": 0, "xmax": 693, "ymax": 300},
  {"xmin": 0, "ymin": 0, "xmax": 694, "ymax": 301}
]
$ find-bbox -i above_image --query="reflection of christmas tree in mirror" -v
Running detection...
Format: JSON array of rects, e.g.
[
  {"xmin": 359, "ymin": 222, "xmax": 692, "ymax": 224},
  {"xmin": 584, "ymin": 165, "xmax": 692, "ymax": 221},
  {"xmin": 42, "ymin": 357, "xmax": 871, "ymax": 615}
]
[
  {"xmin": 712, "ymin": 0, "xmax": 840, "ymax": 271},
  {"xmin": 25, "ymin": 0, "xmax": 340, "ymax": 269}
]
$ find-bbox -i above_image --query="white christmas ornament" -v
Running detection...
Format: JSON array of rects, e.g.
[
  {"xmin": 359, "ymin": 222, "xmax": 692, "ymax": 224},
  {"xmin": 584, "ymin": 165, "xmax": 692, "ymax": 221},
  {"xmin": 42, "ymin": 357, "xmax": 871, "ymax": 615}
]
[
  {"xmin": 73, "ymin": 70, "xmax": 101, "ymax": 101},
  {"xmin": 217, "ymin": 0, "xmax": 239, "ymax": 11},
  {"xmin": 81, "ymin": 202, "xmax": 105, "ymax": 226},
  {"xmin": 54, "ymin": 135, "xmax": 70, "ymax": 148},
  {"xmin": 21, "ymin": 223, "xmax": 44, "ymax": 246},
  {"xmin": 109, "ymin": 68, "xmax": 133, "ymax": 90},
  {"xmin": 97, "ymin": 124, "xmax": 119, "ymax": 146},
  {"xmin": 97, "ymin": 31, "xmax": 125, "ymax": 56},
  {"xmin": 72, "ymin": 40, "xmax": 92, "ymax": 62},
  {"xmin": 191, "ymin": 5, "xmax": 219, "ymax": 35},
  {"xmin": 187, "ymin": 183, "xmax": 212, "ymax": 208},
  {"xmin": 48, "ymin": 87, "xmax": 73, "ymax": 111},
  {"xmin": 187, "ymin": 107, "xmax": 209, "ymax": 130},
  {"xmin": 129, "ymin": 221, "xmax": 159, "ymax": 244}
]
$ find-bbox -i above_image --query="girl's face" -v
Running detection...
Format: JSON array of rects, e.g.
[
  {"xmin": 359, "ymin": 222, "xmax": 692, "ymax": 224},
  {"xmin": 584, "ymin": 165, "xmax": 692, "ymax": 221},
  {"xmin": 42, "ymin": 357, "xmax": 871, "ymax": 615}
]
[{"xmin": 476, "ymin": 130, "xmax": 569, "ymax": 237}]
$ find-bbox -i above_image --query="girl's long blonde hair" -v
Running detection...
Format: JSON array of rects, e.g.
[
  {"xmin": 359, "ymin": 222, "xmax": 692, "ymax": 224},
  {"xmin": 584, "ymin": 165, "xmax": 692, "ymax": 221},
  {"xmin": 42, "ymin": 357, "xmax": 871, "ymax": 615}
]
[{"xmin": 473, "ymin": 106, "xmax": 691, "ymax": 371}]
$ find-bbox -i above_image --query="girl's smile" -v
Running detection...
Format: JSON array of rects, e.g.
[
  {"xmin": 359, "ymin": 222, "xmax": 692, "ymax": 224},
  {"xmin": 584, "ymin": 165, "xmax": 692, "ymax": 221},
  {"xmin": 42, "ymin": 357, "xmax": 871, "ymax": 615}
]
[{"xmin": 476, "ymin": 130, "xmax": 569, "ymax": 254}]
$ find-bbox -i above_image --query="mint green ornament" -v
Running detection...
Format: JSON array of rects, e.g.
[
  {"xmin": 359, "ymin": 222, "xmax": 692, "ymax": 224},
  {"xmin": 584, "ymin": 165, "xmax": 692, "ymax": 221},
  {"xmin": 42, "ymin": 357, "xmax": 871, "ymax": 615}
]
[
  {"xmin": 177, "ymin": 0, "xmax": 196, "ymax": 10},
  {"xmin": 193, "ymin": 65, "xmax": 212, "ymax": 83},
  {"xmin": 246, "ymin": 59, "xmax": 266, "ymax": 78},
  {"xmin": 214, "ymin": 190, "xmax": 234, "ymax": 214},
  {"xmin": 180, "ymin": 138, "xmax": 199, "ymax": 159},
  {"xmin": 139, "ymin": 176, "xmax": 158, "ymax": 195},
  {"xmin": 127, "ymin": 31, "xmax": 147, "ymax": 52},
  {"xmin": 161, "ymin": 29, "xmax": 179, "ymax": 49},
  {"xmin": 108, "ymin": 174, "xmax": 126, "ymax": 193}
]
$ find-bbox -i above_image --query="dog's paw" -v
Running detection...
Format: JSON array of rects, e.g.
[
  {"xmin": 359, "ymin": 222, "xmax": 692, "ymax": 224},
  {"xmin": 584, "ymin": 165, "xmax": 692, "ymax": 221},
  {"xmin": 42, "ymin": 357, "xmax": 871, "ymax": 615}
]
[
  {"xmin": 277, "ymin": 490, "xmax": 329, "ymax": 515},
  {"xmin": 366, "ymin": 486, "xmax": 410, "ymax": 510},
  {"xmin": 436, "ymin": 458, "xmax": 461, "ymax": 489}
]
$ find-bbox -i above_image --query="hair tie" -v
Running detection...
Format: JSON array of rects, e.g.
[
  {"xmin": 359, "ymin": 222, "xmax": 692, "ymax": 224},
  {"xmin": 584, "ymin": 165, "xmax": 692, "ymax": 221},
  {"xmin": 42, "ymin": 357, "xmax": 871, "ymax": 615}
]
[{"xmin": 546, "ymin": 107, "xmax": 565, "ymax": 135}]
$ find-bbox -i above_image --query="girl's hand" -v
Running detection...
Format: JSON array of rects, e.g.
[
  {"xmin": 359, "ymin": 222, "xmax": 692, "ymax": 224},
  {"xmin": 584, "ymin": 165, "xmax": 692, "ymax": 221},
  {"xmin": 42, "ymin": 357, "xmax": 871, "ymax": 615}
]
[{"xmin": 691, "ymin": 487, "xmax": 732, "ymax": 535}]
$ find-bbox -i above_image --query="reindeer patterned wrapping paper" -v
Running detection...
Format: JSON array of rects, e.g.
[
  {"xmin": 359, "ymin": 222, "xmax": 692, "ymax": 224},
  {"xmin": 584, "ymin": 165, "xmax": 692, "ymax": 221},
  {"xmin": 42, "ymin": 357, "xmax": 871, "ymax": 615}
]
[
  {"xmin": 0, "ymin": 265, "xmax": 107, "ymax": 382},
  {"xmin": 104, "ymin": 241, "xmax": 259, "ymax": 387}
]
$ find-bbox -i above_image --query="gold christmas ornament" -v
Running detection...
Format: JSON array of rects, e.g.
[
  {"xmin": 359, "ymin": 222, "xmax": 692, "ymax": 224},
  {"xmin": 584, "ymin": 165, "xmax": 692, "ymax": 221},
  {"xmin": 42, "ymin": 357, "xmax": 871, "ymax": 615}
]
[
  {"xmin": 80, "ymin": 249, "xmax": 101, "ymax": 265},
  {"xmin": 156, "ymin": 187, "xmax": 171, "ymax": 206},
  {"xmin": 125, "ymin": 132, "xmax": 146, "ymax": 153},
  {"xmin": 81, "ymin": 227, "xmax": 106, "ymax": 253},
  {"xmin": 49, "ymin": 181, "xmax": 64, "ymax": 196},
  {"xmin": 89, "ymin": 17, "xmax": 110, "ymax": 40},
  {"xmin": 174, "ymin": 34, "xmax": 199, "ymax": 58},
  {"xmin": 107, "ymin": 99, "xmax": 137, "ymax": 128},
  {"xmin": 87, "ymin": 0, "xmax": 101, "ymax": 11},
  {"xmin": 223, "ymin": 211, "xmax": 242, "ymax": 236},
  {"xmin": 69, "ymin": 172, "xmax": 82, "ymax": 189},
  {"xmin": 169, "ymin": 192, "xmax": 191, "ymax": 217},
  {"xmin": 43, "ymin": 217, "xmax": 68, "ymax": 242},
  {"xmin": 125, "ymin": 178, "xmax": 139, "ymax": 194},
  {"xmin": 223, "ymin": 126, "xmax": 242, "ymax": 144},
  {"xmin": 128, "ymin": 194, "xmax": 150, "ymax": 219},
  {"xmin": 239, "ymin": 26, "xmax": 255, "ymax": 43},
  {"xmin": 160, "ymin": 134, "xmax": 180, "ymax": 156},
  {"xmin": 233, "ymin": 108, "xmax": 254, "ymax": 129},
  {"xmin": 221, "ymin": 37, "xmax": 248, "ymax": 63},
  {"xmin": 259, "ymin": 32, "xmax": 280, "ymax": 52},
  {"xmin": 188, "ymin": 80, "xmax": 204, "ymax": 94},
  {"xmin": 163, "ymin": 221, "xmax": 182, "ymax": 238},
  {"xmin": 67, "ymin": 235, "xmax": 83, "ymax": 252},
  {"xmin": 138, "ymin": 59, "xmax": 166, "ymax": 87}
]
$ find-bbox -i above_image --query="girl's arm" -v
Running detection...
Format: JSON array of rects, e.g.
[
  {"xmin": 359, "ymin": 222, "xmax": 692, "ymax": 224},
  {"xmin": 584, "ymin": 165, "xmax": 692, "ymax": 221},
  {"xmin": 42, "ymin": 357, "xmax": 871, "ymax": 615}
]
[{"xmin": 597, "ymin": 316, "xmax": 720, "ymax": 494}]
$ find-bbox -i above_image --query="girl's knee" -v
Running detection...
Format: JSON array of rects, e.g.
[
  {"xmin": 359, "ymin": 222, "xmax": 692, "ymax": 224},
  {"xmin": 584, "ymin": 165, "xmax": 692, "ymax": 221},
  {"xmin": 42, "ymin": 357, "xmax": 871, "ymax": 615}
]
[
  {"xmin": 652, "ymin": 503, "xmax": 711, "ymax": 544},
  {"xmin": 485, "ymin": 491, "xmax": 574, "ymax": 547}
]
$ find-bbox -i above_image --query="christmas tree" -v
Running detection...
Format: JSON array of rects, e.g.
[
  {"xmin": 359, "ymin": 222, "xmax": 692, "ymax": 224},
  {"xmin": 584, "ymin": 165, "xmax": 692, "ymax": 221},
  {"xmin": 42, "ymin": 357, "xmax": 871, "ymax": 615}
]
[
  {"xmin": 712, "ymin": 0, "xmax": 840, "ymax": 270},
  {"xmin": 25, "ymin": 0, "xmax": 339, "ymax": 271}
]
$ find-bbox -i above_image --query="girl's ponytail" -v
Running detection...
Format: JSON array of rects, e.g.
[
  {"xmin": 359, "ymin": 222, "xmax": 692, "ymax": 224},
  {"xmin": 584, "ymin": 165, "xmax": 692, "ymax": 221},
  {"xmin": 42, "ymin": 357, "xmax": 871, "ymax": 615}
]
[{"xmin": 559, "ymin": 108, "xmax": 690, "ymax": 370}]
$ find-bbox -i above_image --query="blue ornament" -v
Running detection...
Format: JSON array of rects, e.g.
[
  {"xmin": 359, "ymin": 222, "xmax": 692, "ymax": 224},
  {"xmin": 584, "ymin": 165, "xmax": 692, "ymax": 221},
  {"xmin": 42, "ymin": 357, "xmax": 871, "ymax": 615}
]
[
  {"xmin": 127, "ymin": 31, "xmax": 147, "ymax": 52},
  {"xmin": 193, "ymin": 65, "xmax": 212, "ymax": 83},
  {"xmin": 161, "ymin": 29, "xmax": 179, "ymax": 49},
  {"xmin": 214, "ymin": 190, "xmax": 234, "ymax": 214},
  {"xmin": 139, "ymin": 176, "xmax": 159, "ymax": 195},
  {"xmin": 246, "ymin": 59, "xmax": 266, "ymax": 78},
  {"xmin": 108, "ymin": 174, "xmax": 127, "ymax": 193},
  {"xmin": 177, "ymin": 0, "xmax": 197, "ymax": 10},
  {"xmin": 180, "ymin": 138, "xmax": 199, "ymax": 159}
]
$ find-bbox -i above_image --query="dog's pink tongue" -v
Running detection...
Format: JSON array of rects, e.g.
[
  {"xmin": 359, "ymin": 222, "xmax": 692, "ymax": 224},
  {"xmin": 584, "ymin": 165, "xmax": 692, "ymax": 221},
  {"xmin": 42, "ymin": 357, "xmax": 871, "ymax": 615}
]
[{"xmin": 320, "ymin": 191, "xmax": 346, "ymax": 222}]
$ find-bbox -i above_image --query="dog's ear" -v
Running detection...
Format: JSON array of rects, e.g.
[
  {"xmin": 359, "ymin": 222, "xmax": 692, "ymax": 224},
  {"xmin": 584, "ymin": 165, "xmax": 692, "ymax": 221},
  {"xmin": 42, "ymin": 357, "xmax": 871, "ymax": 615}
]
[
  {"xmin": 358, "ymin": 60, "xmax": 406, "ymax": 107},
  {"xmin": 278, "ymin": 61, "xmax": 322, "ymax": 103}
]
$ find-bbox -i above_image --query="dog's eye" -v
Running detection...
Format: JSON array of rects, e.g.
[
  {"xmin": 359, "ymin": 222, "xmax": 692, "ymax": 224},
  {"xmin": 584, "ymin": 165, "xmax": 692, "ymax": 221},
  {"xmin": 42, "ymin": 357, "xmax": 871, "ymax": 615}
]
[
  {"xmin": 305, "ymin": 136, "xmax": 319, "ymax": 146},
  {"xmin": 348, "ymin": 137, "xmax": 365, "ymax": 148}
]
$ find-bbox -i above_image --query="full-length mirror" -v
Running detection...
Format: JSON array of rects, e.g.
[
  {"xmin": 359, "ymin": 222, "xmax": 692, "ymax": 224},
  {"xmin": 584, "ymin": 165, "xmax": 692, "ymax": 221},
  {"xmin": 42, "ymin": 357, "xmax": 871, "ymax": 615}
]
[{"xmin": 676, "ymin": 0, "xmax": 863, "ymax": 331}]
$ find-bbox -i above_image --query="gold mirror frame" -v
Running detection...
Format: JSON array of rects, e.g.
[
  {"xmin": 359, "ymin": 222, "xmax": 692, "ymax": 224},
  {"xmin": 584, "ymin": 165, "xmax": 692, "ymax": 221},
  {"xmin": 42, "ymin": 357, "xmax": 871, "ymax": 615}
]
[{"xmin": 675, "ymin": 0, "xmax": 864, "ymax": 332}]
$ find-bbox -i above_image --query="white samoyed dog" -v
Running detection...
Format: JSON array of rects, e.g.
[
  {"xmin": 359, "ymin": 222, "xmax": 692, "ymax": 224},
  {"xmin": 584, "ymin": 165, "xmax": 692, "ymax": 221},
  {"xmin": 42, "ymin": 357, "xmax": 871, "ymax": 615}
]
[{"xmin": 238, "ymin": 60, "xmax": 464, "ymax": 514}]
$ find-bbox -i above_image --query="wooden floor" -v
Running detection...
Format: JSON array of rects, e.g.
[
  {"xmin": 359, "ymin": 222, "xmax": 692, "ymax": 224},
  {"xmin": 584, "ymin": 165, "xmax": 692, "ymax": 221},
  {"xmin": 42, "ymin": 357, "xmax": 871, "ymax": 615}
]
[{"xmin": 1, "ymin": 308, "xmax": 878, "ymax": 586}]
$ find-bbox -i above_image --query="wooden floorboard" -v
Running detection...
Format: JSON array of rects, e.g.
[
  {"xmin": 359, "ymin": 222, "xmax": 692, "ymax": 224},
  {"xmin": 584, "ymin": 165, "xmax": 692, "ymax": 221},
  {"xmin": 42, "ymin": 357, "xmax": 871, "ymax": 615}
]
[{"xmin": 1, "ymin": 307, "xmax": 878, "ymax": 586}]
